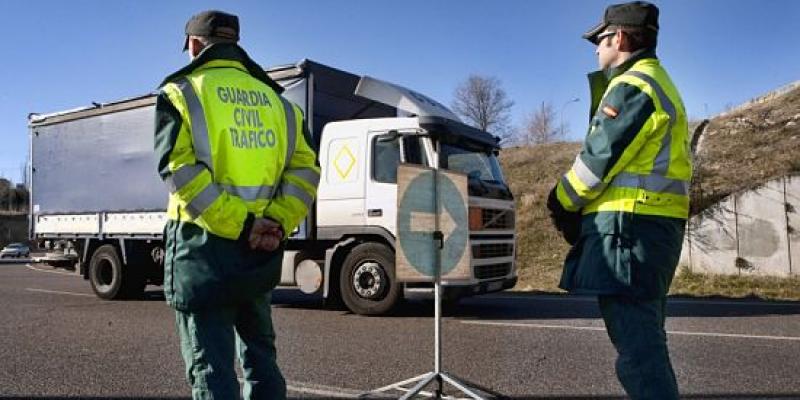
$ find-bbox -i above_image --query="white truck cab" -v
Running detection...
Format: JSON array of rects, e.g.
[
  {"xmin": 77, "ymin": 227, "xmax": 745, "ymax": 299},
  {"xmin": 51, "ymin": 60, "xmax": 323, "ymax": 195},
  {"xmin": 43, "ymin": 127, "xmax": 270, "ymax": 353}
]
[{"xmin": 270, "ymin": 61, "xmax": 517, "ymax": 314}]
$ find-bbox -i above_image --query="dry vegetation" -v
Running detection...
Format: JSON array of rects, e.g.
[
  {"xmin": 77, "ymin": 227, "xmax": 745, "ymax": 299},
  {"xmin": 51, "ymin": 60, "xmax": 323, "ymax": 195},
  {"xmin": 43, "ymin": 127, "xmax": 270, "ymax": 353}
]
[
  {"xmin": 500, "ymin": 142, "xmax": 580, "ymax": 292},
  {"xmin": 670, "ymin": 267, "xmax": 800, "ymax": 301},
  {"xmin": 691, "ymin": 83, "xmax": 800, "ymax": 213},
  {"xmin": 500, "ymin": 82, "xmax": 800, "ymax": 300}
]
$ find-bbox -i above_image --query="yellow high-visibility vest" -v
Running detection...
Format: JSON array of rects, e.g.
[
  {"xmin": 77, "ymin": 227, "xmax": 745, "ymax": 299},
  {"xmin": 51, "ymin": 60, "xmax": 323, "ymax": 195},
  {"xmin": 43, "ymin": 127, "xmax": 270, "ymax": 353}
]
[
  {"xmin": 557, "ymin": 58, "xmax": 692, "ymax": 219},
  {"xmin": 161, "ymin": 59, "xmax": 320, "ymax": 239}
]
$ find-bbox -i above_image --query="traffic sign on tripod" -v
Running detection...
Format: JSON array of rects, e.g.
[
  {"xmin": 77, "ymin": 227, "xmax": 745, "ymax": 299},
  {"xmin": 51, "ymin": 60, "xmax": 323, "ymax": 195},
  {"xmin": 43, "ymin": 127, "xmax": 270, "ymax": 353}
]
[{"xmin": 396, "ymin": 164, "xmax": 470, "ymax": 282}]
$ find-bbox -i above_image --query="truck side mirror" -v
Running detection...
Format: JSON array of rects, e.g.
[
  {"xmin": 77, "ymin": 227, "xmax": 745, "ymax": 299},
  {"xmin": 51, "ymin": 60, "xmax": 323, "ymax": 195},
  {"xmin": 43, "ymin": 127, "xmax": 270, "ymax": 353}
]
[{"xmin": 377, "ymin": 130, "xmax": 400, "ymax": 143}]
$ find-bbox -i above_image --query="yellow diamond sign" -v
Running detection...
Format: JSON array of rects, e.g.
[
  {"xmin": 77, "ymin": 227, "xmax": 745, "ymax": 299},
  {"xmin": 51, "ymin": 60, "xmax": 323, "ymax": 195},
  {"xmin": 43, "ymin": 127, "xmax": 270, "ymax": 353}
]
[{"xmin": 334, "ymin": 145, "xmax": 356, "ymax": 179}]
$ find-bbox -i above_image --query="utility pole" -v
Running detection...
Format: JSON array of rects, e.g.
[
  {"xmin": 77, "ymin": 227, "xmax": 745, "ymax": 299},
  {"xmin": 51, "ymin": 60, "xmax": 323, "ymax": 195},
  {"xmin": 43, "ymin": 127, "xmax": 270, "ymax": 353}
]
[{"xmin": 560, "ymin": 98, "xmax": 580, "ymax": 138}]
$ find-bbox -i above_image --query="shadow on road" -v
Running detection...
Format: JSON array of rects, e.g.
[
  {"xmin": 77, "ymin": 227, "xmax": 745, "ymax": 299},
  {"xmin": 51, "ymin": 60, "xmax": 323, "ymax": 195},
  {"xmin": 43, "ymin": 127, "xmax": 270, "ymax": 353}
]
[
  {"xmin": 44, "ymin": 283, "xmax": 800, "ymax": 321},
  {"xmin": 486, "ymin": 395, "xmax": 800, "ymax": 400},
  {"xmin": 270, "ymin": 288, "xmax": 800, "ymax": 320},
  {"xmin": 3, "ymin": 394, "xmax": 799, "ymax": 400},
  {"xmin": 0, "ymin": 258, "xmax": 33, "ymax": 264}
]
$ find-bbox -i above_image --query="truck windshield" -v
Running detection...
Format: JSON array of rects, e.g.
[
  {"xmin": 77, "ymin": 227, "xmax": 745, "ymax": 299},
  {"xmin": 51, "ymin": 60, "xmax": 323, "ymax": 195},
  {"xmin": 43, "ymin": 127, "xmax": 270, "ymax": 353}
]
[{"xmin": 439, "ymin": 144, "xmax": 505, "ymax": 183}]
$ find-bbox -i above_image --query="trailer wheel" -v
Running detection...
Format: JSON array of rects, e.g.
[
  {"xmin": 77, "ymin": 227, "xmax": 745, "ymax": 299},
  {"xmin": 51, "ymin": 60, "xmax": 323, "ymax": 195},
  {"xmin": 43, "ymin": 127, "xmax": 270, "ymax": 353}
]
[
  {"xmin": 339, "ymin": 242, "xmax": 401, "ymax": 315},
  {"xmin": 88, "ymin": 244, "xmax": 145, "ymax": 300}
]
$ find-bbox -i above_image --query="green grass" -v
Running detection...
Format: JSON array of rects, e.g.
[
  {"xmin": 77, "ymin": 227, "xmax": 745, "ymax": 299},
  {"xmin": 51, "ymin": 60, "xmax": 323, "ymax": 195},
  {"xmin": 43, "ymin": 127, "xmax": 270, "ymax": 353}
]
[{"xmin": 669, "ymin": 267, "xmax": 800, "ymax": 301}]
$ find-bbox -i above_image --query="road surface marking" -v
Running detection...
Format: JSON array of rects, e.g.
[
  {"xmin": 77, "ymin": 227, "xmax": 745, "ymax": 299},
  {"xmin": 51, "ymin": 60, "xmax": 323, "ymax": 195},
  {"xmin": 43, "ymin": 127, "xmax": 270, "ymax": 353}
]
[
  {"xmin": 487, "ymin": 295, "xmax": 800, "ymax": 307},
  {"xmin": 237, "ymin": 377, "xmax": 367, "ymax": 398},
  {"xmin": 281, "ymin": 380, "xmax": 365, "ymax": 398},
  {"xmin": 461, "ymin": 320, "xmax": 800, "ymax": 341},
  {"xmin": 25, "ymin": 288, "xmax": 94, "ymax": 298},
  {"xmin": 25, "ymin": 263, "xmax": 78, "ymax": 276}
]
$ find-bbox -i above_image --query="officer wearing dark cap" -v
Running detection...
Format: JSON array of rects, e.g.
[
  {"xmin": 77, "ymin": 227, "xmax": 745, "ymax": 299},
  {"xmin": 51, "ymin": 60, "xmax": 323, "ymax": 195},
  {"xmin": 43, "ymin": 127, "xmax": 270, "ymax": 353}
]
[
  {"xmin": 547, "ymin": 2, "xmax": 689, "ymax": 399},
  {"xmin": 182, "ymin": 10, "xmax": 240, "ymax": 51},
  {"xmin": 154, "ymin": 9, "xmax": 319, "ymax": 400}
]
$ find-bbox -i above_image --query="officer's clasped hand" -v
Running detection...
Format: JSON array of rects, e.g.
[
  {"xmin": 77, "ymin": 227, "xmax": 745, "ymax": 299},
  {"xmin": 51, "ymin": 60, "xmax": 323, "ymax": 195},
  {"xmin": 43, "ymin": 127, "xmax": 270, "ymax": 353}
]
[
  {"xmin": 248, "ymin": 218, "xmax": 284, "ymax": 252},
  {"xmin": 546, "ymin": 185, "xmax": 581, "ymax": 246}
]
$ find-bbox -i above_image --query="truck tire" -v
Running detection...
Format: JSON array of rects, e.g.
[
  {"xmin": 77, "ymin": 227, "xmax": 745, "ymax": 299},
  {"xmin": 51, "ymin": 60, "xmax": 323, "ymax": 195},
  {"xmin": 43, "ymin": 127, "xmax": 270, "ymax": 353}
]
[
  {"xmin": 88, "ymin": 244, "xmax": 145, "ymax": 300},
  {"xmin": 339, "ymin": 242, "xmax": 401, "ymax": 315}
]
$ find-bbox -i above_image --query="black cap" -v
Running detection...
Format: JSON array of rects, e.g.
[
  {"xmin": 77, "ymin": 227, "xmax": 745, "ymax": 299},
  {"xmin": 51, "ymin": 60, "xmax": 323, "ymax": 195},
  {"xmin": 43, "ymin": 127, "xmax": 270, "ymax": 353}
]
[
  {"xmin": 583, "ymin": 1, "xmax": 659, "ymax": 44},
  {"xmin": 183, "ymin": 10, "xmax": 240, "ymax": 51}
]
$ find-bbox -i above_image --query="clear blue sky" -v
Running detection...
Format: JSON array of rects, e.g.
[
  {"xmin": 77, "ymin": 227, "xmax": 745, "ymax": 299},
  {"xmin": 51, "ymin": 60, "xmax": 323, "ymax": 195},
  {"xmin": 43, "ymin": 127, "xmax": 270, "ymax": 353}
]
[{"xmin": 1, "ymin": 0, "xmax": 798, "ymax": 183}]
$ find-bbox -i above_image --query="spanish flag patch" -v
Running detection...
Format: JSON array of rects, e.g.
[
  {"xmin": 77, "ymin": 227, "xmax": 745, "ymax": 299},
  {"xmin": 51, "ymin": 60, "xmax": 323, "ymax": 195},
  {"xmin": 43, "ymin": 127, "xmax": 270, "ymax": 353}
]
[{"xmin": 602, "ymin": 105, "xmax": 619, "ymax": 119}]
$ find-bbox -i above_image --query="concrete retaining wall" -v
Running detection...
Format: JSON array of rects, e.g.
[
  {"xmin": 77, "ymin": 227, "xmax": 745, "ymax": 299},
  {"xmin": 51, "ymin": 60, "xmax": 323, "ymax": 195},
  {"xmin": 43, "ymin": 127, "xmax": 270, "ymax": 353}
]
[{"xmin": 681, "ymin": 175, "xmax": 798, "ymax": 277}]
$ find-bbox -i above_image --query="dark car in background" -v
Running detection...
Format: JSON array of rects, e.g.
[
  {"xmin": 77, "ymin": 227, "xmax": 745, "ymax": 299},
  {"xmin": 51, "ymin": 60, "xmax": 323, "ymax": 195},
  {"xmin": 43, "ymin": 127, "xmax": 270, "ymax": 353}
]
[{"xmin": 0, "ymin": 243, "xmax": 30, "ymax": 259}]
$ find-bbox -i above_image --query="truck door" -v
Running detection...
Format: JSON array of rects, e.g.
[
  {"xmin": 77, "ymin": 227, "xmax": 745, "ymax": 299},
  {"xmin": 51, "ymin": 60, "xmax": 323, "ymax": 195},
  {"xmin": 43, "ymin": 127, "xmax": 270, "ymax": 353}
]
[{"xmin": 366, "ymin": 132, "xmax": 428, "ymax": 237}]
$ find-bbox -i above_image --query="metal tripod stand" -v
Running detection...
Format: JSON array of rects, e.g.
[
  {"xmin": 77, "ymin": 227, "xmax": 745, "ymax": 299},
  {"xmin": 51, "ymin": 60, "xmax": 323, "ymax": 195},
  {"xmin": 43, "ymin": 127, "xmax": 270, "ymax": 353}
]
[{"xmin": 371, "ymin": 279, "xmax": 487, "ymax": 399}]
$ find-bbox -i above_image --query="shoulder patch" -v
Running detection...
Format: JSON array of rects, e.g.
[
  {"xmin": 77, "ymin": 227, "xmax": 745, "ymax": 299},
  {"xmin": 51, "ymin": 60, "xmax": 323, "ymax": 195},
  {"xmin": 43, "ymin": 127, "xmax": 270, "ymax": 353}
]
[{"xmin": 602, "ymin": 105, "xmax": 619, "ymax": 119}]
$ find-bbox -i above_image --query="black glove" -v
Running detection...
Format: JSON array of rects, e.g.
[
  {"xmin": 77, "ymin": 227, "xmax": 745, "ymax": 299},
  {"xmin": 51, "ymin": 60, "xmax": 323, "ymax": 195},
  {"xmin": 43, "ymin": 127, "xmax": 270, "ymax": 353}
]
[{"xmin": 547, "ymin": 185, "xmax": 581, "ymax": 246}]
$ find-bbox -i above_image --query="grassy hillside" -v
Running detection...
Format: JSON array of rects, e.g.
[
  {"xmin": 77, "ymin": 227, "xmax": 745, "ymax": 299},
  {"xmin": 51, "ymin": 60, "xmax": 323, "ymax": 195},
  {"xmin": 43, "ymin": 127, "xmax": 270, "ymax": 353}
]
[
  {"xmin": 500, "ymin": 142, "xmax": 580, "ymax": 292},
  {"xmin": 692, "ymin": 82, "xmax": 800, "ymax": 213}
]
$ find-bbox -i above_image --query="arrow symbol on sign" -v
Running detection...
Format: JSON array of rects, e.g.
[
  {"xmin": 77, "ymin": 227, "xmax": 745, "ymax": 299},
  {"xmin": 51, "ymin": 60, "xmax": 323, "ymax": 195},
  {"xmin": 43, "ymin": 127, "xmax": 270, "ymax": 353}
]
[{"xmin": 410, "ymin": 206, "xmax": 457, "ymax": 243}]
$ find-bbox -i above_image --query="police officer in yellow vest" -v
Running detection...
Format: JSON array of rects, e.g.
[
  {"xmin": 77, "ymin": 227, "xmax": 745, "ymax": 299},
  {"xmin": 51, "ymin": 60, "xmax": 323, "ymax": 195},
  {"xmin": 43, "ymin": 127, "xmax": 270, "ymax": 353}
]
[
  {"xmin": 547, "ymin": 2, "xmax": 689, "ymax": 398},
  {"xmin": 154, "ymin": 10, "xmax": 319, "ymax": 400}
]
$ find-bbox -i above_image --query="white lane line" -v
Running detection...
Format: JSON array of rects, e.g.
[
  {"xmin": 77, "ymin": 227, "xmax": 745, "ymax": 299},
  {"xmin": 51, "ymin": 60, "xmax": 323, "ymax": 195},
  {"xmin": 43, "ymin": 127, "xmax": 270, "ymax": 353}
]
[
  {"xmin": 463, "ymin": 320, "xmax": 606, "ymax": 332},
  {"xmin": 25, "ymin": 263, "xmax": 78, "ymax": 276},
  {"xmin": 488, "ymin": 295, "xmax": 800, "ymax": 307},
  {"xmin": 239, "ymin": 377, "xmax": 364, "ymax": 398},
  {"xmin": 286, "ymin": 384, "xmax": 359, "ymax": 398},
  {"xmin": 461, "ymin": 320, "xmax": 800, "ymax": 341},
  {"xmin": 25, "ymin": 288, "xmax": 94, "ymax": 298},
  {"xmin": 665, "ymin": 330, "xmax": 800, "ymax": 341},
  {"xmin": 282, "ymin": 380, "xmax": 365, "ymax": 398}
]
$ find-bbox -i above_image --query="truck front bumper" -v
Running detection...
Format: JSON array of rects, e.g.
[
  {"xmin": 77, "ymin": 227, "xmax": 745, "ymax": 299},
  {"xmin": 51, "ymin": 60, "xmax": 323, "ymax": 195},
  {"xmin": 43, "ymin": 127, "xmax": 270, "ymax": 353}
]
[
  {"xmin": 443, "ymin": 276, "xmax": 517, "ymax": 297},
  {"xmin": 404, "ymin": 275, "xmax": 517, "ymax": 298}
]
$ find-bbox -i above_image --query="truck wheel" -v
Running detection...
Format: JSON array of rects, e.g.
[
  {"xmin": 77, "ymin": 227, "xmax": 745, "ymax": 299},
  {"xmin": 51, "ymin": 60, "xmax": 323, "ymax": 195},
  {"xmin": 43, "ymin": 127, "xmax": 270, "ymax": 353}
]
[
  {"xmin": 88, "ymin": 244, "xmax": 145, "ymax": 300},
  {"xmin": 340, "ymin": 242, "xmax": 401, "ymax": 315}
]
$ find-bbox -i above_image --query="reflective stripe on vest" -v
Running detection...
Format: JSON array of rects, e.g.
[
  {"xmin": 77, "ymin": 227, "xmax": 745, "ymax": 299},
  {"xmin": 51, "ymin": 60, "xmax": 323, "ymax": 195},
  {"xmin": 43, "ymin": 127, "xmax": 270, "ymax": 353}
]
[
  {"xmin": 560, "ymin": 174, "xmax": 588, "ymax": 208},
  {"xmin": 611, "ymin": 171, "xmax": 689, "ymax": 195},
  {"xmin": 276, "ymin": 95, "xmax": 316, "ymax": 206},
  {"xmin": 165, "ymin": 164, "xmax": 205, "ymax": 193},
  {"xmin": 175, "ymin": 77, "xmax": 214, "ymax": 175},
  {"xmin": 280, "ymin": 181, "xmax": 314, "ymax": 209},
  {"xmin": 572, "ymin": 156, "xmax": 606, "ymax": 192},
  {"xmin": 279, "ymin": 96, "xmax": 297, "ymax": 176},
  {"xmin": 607, "ymin": 71, "xmax": 689, "ymax": 196},
  {"xmin": 285, "ymin": 167, "xmax": 321, "ymax": 188},
  {"xmin": 185, "ymin": 184, "xmax": 222, "ymax": 218},
  {"xmin": 221, "ymin": 184, "xmax": 275, "ymax": 201}
]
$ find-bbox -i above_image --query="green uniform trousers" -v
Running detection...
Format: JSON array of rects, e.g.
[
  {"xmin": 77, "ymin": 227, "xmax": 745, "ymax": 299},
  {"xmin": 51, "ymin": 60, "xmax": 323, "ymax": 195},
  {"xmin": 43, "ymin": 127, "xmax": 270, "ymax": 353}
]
[
  {"xmin": 174, "ymin": 292, "xmax": 286, "ymax": 400},
  {"xmin": 598, "ymin": 295, "xmax": 678, "ymax": 400}
]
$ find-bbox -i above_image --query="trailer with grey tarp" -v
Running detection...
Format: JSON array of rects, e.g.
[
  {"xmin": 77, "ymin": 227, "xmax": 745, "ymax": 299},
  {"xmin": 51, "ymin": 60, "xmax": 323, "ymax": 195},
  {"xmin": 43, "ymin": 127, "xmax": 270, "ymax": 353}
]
[{"xmin": 29, "ymin": 95, "xmax": 166, "ymax": 298}]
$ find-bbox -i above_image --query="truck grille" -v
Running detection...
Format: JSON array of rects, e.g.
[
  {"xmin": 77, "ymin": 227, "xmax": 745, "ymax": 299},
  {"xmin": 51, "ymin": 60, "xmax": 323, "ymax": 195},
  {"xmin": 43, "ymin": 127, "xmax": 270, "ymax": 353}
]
[
  {"xmin": 475, "ymin": 263, "xmax": 512, "ymax": 279},
  {"xmin": 481, "ymin": 208, "xmax": 514, "ymax": 230},
  {"xmin": 472, "ymin": 243, "xmax": 514, "ymax": 259}
]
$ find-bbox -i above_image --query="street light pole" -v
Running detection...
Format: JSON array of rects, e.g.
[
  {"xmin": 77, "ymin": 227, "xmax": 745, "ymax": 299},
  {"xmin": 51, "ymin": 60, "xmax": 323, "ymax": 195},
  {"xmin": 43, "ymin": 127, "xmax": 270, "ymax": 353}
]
[{"xmin": 560, "ymin": 97, "xmax": 580, "ymax": 139}]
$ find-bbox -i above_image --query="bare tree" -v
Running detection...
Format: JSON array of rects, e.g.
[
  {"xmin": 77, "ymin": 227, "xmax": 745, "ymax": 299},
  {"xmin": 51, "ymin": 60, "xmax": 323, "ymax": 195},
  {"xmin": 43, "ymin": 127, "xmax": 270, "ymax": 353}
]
[
  {"xmin": 451, "ymin": 75, "xmax": 515, "ymax": 144},
  {"xmin": 521, "ymin": 101, "xmax": 565, "ymax": 145},
  {"xmin": 0, "ymin": 178, "xmax": 9, "ymax": 211}
]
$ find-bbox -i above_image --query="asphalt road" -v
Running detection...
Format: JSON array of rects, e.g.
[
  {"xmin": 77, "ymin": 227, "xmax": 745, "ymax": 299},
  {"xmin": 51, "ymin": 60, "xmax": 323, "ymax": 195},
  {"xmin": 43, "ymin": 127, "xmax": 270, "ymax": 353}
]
[{"xmin": 1, "ymin": 261, "xmax": 799, "ymax": 399}]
